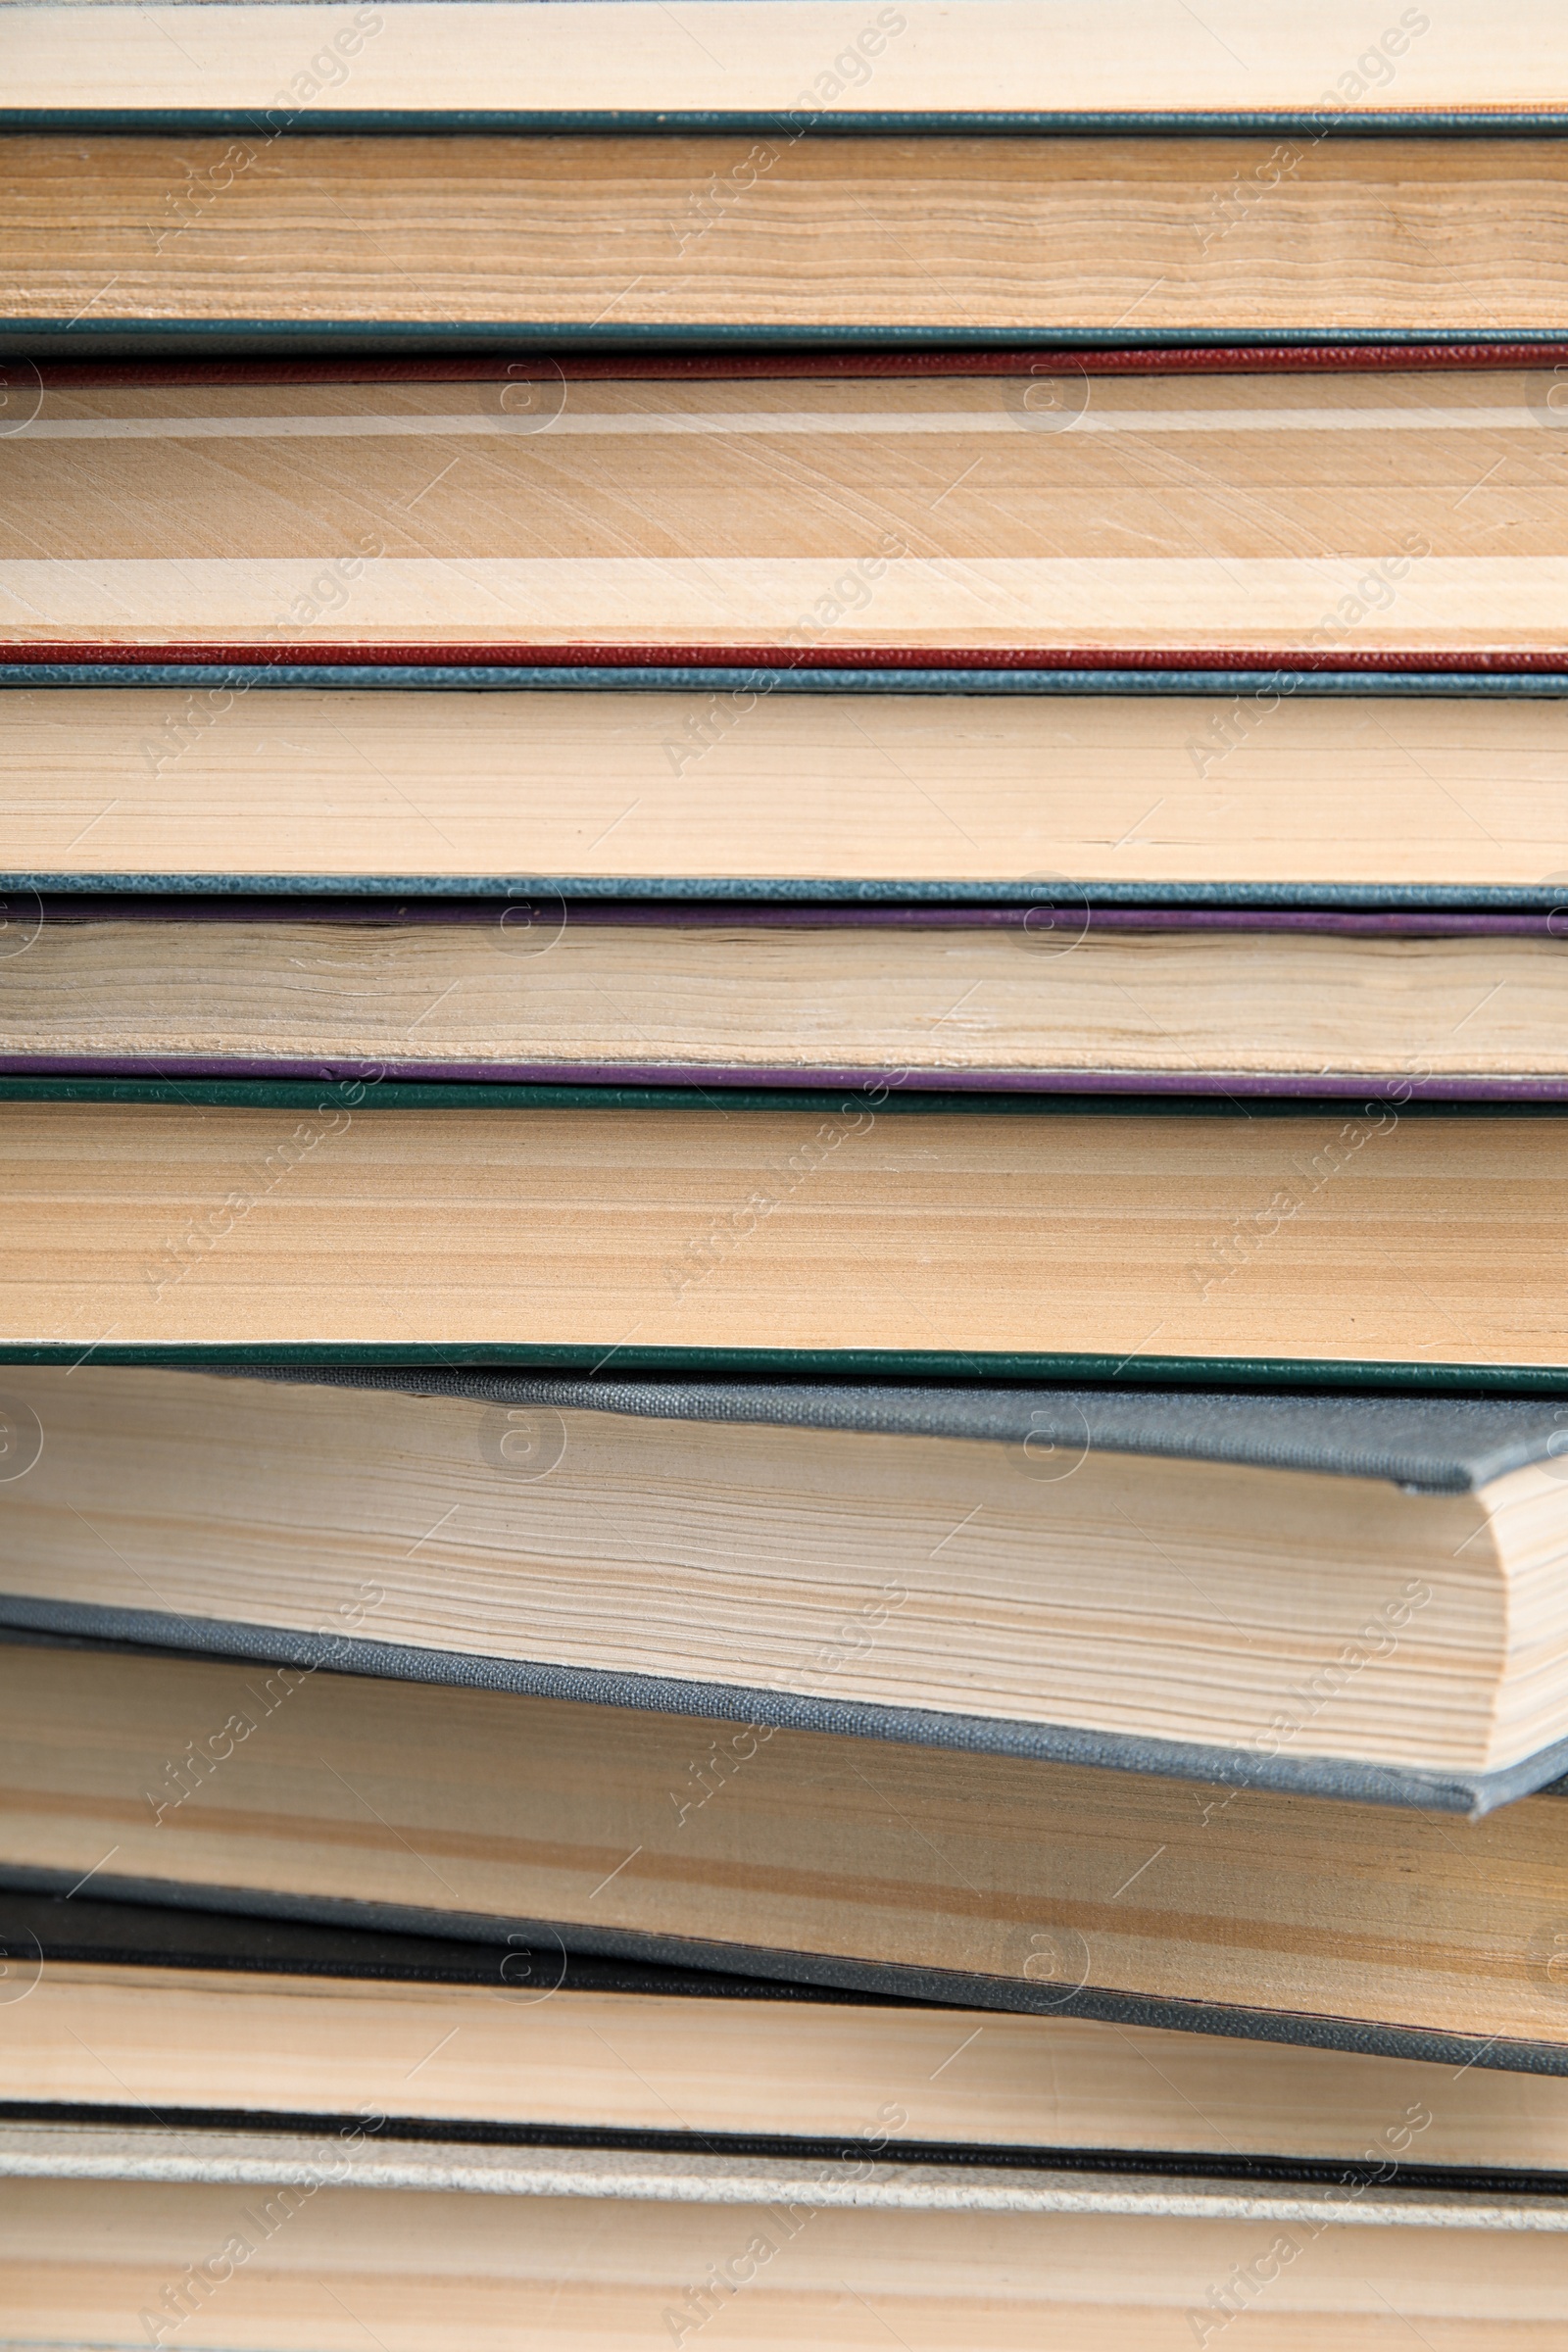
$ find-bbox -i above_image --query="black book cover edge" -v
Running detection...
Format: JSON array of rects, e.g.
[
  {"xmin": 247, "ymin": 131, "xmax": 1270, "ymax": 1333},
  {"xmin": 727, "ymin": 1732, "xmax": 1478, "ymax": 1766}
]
[
  {"xmin": 0, "ymin": 1886, "xmax": 864, "ymax": 2003},
  {"xmin": 3, "ymin": 1349, "xmax": 1566, "ymax": 1397}
]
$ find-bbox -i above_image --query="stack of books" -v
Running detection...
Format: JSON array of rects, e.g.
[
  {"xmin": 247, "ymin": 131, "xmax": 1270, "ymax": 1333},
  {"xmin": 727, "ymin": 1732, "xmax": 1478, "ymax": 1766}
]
[{"xmin": 3, "ymin": 3, "xmax": 1568, "ymax": 2342}]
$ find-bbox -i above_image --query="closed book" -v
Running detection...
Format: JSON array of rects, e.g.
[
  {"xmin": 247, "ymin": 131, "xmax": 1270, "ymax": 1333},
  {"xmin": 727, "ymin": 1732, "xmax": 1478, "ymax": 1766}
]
[
  {"xmin": 1, "ymin": 1080, "xmax": 1565, "ymax": 1385},
  {"xmin": 6, "ymin": 1366, "xmax": 1568, "ymax": 1809},
  {"xmin": 5, "ymin": 357, "xmax": 1568, "ymax": 660},
  {"xmin": 3, "ymin": 901, "xmax": 1567, "ymax": 1095},
  {"xmin": 6, "ymin": 669, "xmax": 1568, "ymax": 910}
]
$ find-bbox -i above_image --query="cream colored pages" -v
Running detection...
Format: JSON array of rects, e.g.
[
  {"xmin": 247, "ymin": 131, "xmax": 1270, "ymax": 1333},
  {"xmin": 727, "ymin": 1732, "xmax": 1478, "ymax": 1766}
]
[
  {"xmin": 8, "ymin": 3, "xmax": 1566, "ymax": 116},
  {"xmin": 4, "ymin": 689, "xmax": 1565, "ymax": 888},
  {"xmin": 3, "ymin": 920, "xmax": 1566, "ymax": 1080},
  {"xmin": 5, "ymin": 371, "xmax": 1566, "ymax": 654},
  {"xmin": 1, "ymin": 1101, "xmax": 1565, "ymax": 1367},
  {"xmin": 15, "ymin": 1965, "xmax": 1568, "ymax": 2168},
  {"xmin": 7, "ymin": 1645, "xmax": 1568, "ymax": 2052},
  {"xmin": 5, "ymin": 2183, "xmax": 1564, "ymax": 2352},
  {"xmin": 0, "ymin": 1368, "xmax": 1512, "ymax": 1770},
  {"xmin": 7, "ymin": 138, "xmax": 1568, "ymax": 338}
]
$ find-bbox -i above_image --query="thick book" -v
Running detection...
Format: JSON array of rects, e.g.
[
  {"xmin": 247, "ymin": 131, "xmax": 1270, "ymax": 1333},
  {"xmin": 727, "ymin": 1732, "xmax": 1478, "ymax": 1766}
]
[
  {"xmin": 0, "ymin": 1079, "xmax": 1565, "ymax": 1387},
  {"xmin": 5, "ymin": 356, "xmax": 1568, "ymax": 659},
  {"xmin": 2, "ymin": 900, "xmax": 1566, "ymax": 1095},
  {"xmin": 7, "ymin": 1366, "xmax": 1568, "ymax": 1810},
  {"xmin": 10, "ymin": 1635, "xmax": 1568, "ymax": 2075},
  {"xmin": 15, "ymin": 1886, "xmax": 1568, "ymax": 2183}
]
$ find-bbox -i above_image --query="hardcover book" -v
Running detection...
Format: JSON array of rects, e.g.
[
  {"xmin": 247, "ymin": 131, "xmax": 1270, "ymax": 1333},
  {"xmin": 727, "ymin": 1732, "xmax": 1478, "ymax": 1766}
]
[
  {"xmin": 4, "ymin": 359, "xmax": 1567, "ymax": 657},
  {"xmin": 1, "ymin": 1080, "xmax": 1565, "ymax": 1385},
  {"xmin": 4, "ymin": 672, "xmax": 1568, "ymax": 909},
  {"xmin": 2, "ymin": 900, "xmax": 1566, "ymax": 1095},
  {"xmin": 5, "ymin": 1366, "xmax": 1568, "ymax": 1810}
]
